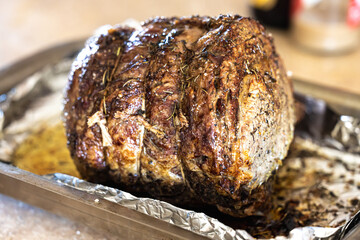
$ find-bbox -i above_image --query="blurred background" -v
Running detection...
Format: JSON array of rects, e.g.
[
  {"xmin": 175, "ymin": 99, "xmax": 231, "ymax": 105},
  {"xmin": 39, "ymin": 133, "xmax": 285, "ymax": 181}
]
[
  {"xmin": 0, "ymin": 0, "xmax": 360, "ymax": 239},
  {"xmin": 0, "ymin": 0, "xmax": 360, "ymax": 94}
]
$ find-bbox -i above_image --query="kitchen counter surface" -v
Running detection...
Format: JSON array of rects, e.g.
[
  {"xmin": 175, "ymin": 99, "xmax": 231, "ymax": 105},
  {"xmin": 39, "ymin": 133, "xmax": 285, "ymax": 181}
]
[
  {"xmin": 1, "ymin": 0, "xmax": 359, "ymax": 95},
  {"xmin": 0, "ymin": 0, "xmax": 359, "ymax": 239}
]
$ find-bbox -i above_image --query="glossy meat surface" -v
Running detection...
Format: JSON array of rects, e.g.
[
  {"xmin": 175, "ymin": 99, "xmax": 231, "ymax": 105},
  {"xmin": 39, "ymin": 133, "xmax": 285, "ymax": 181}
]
[{"xmin": 64, "ymin": 15, "xmax": 295, "ymax": 216}]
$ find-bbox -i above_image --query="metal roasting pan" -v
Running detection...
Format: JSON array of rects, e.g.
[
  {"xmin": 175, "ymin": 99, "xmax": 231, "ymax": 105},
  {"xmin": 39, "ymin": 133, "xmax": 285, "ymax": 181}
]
[{"xmin": 0, "ymin": 40, "xmax": 359, "ymax": 240}]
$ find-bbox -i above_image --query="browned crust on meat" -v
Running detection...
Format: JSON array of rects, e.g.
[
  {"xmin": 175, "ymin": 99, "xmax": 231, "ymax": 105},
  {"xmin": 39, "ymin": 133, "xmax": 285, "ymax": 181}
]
[
  {"xmin": 64, "ymin": 26, "xmax": 134, "ymax": 183},
  {"xmin": 141, "ymin": 17, "xmax": 209, "ymax": 196},
  {"xmin": 178, "ymin": 15, "xmax": 294, "ymax": 215},
  {"xmin": 64, "ymin": 15, "xmax": 295, "ymax": 216},
  {"xmin": 104, "ymin": 19, "xmax": 176, "ymax": 188}
]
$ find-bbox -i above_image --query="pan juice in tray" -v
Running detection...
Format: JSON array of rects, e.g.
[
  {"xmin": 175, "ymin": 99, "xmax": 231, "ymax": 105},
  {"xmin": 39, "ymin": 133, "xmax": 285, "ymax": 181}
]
[{"xmin": 8, "ymin": 102, "xmax": 360, "ymax": 238}]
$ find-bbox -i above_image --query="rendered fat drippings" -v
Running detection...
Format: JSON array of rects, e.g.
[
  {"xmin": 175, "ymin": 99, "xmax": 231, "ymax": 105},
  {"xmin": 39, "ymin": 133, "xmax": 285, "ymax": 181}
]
[
  {"xmin": 12, "ymin": 123, "xmax": 80, "ymax": 178},
  {"xmin": 11, "ymin": 121, "xmax": 360, "ymax": 238}
]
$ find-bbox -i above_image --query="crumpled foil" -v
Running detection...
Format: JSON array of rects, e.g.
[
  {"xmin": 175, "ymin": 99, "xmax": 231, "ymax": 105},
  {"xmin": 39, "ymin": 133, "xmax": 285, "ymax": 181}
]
[
  {"xmin": 44, "ymin": 173, "xmax": 351, "ymax": 240},
  {"xmin": 331, "ymin": 116, "xmax": 360, "ymax": 154},
  {"xmin": 0, "ymin": 57, "xmax": 359, "ymax": 239}
]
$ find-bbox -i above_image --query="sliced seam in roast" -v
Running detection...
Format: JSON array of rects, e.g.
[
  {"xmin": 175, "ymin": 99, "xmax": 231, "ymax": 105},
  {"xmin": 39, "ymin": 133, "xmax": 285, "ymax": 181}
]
[{"xmin": 64, "ymin": 15, "xmax": 295, "ymax": 217}]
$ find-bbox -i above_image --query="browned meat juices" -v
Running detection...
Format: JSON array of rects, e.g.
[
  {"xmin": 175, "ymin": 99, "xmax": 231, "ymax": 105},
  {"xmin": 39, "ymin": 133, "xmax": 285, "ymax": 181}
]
[{"xmin": 64, "ymin": 15, "xmax": 295, "ymax": 216}]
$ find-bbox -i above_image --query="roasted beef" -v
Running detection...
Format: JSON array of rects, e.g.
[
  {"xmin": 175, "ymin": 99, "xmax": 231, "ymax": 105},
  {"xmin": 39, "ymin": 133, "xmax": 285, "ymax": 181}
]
[{"xmin": 64, "ymin": 15, "xmax": 295, "ymax": 216}]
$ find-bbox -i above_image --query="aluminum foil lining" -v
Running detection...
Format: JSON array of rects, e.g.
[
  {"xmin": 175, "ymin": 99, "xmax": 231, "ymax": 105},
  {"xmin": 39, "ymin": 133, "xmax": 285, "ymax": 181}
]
[
  {"xmin": 331, "ymin": 116, "xmax": 360, "ymax": 154},
  {"xmin": 45, "ymin": 173, "xmax": 344, "ymax": 240},
  {"xmin": 0, "ymin": 57, "xmax": 359, "ymax": 239}
]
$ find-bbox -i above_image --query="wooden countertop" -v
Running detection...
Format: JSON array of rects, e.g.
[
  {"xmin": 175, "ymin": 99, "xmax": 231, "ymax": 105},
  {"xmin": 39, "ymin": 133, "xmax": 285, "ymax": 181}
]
[{"xmin": 0, "ymin": 0, "xmax": 359, "ymax": 239}]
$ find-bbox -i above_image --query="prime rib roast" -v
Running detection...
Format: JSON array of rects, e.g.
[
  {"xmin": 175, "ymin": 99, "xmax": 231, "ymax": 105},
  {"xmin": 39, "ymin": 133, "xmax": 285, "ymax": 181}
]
[{"xmin": 64, "ymin": 15, "xmax": 295, "ymax": 217}]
